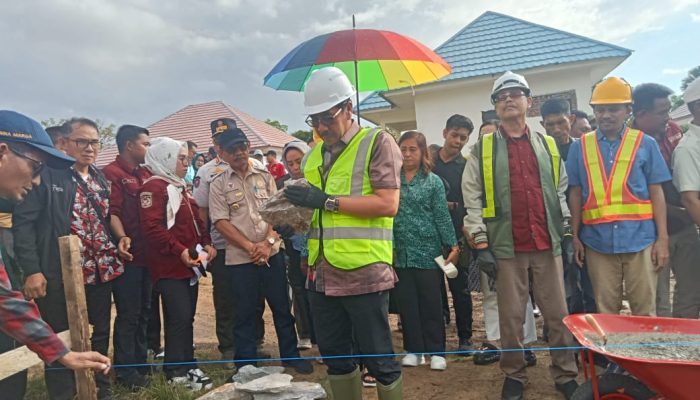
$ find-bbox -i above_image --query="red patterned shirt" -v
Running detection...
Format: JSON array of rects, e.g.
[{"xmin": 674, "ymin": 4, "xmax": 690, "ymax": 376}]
[
  {"xmin": 506, "ymin": 129, "xmax": 552, "ymax": 252},
  {"xmin": 0, "ymin": 248, "xmax": 69, "ymax": 363},
  {"xmin": 70, "ymin": 171, "xmax": 124, "ymax": 284}
]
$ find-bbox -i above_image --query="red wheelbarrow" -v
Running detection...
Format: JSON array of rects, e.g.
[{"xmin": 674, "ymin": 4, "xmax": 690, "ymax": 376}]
[{"xmin": 563, "ymin": 314, "xmax": 700, "ymax": 400}]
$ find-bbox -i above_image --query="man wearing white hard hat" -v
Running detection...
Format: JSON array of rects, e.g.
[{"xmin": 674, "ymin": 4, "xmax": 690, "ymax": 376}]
[
  {"xmin": 462, "ymin": 71, "xmax": 578, "ymax": 399},
  {"xmin": 285, "ymin": 67, "xmax": 403, "ymax": 400},
  {"xmin": 671, "ymin": 76, "xmax": 700, "ymax": 318}
]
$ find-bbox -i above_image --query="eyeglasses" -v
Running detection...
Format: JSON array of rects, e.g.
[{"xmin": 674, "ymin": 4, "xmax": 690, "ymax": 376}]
[
  {"xmin": 305, "ymin": 105, "xmax": 345, "ymax": 128},
  {"xmin": 10, "ymin": 148, "xmax": 44, "ymax": 177},
  {"xmin": 177, "ymin": 155, "xmax": 189, "ymax": 165},
  {"xmin": 68, "ymin": 138, "xmax": 102, "ymax": 150},
  {"xmin": 491, "ymin": 89, "xmax": 527, "ymax": 104}
]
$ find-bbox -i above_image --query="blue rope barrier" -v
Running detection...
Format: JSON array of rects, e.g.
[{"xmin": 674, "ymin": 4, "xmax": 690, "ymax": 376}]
[{"xmin": 44, "ymin": 341, "xmax": 700, "ymax": 370}]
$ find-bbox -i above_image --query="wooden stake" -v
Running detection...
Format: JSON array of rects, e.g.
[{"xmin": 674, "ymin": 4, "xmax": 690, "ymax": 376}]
[{"xmin": 59, "ymin": 235, "xmax": 97, "ymax": 400}]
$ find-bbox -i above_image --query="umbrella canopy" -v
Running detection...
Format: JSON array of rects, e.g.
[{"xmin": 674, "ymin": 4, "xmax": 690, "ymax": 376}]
[{"xmin": 264, "ymin": 29, "xmax": 451, "ymax": 92}]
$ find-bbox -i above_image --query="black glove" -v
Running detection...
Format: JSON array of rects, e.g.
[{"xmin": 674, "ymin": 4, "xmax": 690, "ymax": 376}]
[
  {"xmin": 285, "ymin": 185, "xmax": 328, "ymax": 209},
  {"xmin": 273, "ymin": 224, "xmax": 295, "ymax": 240},
  {"xmin": 475, "ymin": 249, "xmax": 497, "ymax": 280}
]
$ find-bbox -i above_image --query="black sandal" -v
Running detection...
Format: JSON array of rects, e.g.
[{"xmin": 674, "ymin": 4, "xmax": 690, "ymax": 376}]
[{"xmin": 361, "ymin": 372, "xmax": 377, "ymax": 387}]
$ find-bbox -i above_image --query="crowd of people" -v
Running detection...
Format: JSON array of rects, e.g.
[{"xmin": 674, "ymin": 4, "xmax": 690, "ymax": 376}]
[{"xmin": 0, "ymin": 66, "xmax": 699, "ymax": 400}]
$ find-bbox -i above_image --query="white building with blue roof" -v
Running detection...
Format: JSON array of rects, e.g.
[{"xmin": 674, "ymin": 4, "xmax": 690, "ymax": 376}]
[{"xmin": 359, "ymin": 11, "xmax": 632, "ymax": 147}]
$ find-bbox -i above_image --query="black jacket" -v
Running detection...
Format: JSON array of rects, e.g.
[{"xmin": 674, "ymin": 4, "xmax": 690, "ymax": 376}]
[{"xmin": 12, "ymin": 166, "xmax": 109, "ymax": 281}]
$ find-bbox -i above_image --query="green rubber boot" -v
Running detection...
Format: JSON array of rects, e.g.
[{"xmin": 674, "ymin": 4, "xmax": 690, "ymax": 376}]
[
  {"xmin": 323, "ymin": 367, "xmax": 363, "ymax": 400},
  {"xmin": 377, "ymin": 374, "xmax": 403, "ymax": 400}
]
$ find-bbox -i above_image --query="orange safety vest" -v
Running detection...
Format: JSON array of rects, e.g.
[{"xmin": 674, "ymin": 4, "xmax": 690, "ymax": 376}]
[{"xmin": 581, "ymin": 128, "xmax": 653, "ymax": 224}]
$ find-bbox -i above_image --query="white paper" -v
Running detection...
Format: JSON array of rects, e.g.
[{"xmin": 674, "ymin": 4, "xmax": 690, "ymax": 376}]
[{"xmin": 190, "ymin": 244, "xmax": 209, "ymax": 286}]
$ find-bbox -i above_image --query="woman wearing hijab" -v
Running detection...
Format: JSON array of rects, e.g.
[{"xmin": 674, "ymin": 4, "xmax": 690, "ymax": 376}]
[{"xmin": 139, "ymin": 137, "xmax": 216, "ymax": 391}]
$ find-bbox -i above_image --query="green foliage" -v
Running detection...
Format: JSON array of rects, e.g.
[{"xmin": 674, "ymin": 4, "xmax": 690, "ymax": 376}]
[
  {"xmin": 671, "ymin": 65, "xmax": 700, "ymax": 111},
  {"xmin": 681, "ymin": 66, "xmax": 700, "ymax": 91},
  {"xmin": 671, "ymin": 95, "xmax": 685, "ymax": 111},
  {"xmin": 40, "ymin": 118, "xmax": 117, "ymax": 146},
  {"xmin": 291, "ymin": 129, "xmax": 313, "ymax": 143},
  {"xmin": 264, "ymin": 119, "xmax": 288, "ymax": 133}
]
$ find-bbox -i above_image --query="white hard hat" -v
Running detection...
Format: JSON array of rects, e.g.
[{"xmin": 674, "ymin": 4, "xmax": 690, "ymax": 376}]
[
  {"xmin": 303, "ymin": 67, "xmax": 356, "ymax": 115},
  {"xmin": 492, "ymin": 71, "xmax": 531, "ymax": 96},
  {"xmin": 683, "ymin": 77, "xmax": 700, "ymax": 104}
]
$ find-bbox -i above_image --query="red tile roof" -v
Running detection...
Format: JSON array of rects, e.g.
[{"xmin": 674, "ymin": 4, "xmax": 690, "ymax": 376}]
[{"xmin": 96, "ymin": 101, "xmax": 295, "ymax": 166}]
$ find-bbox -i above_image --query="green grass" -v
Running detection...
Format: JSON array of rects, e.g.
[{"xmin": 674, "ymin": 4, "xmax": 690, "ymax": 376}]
[{"xmin": 24, "ymin": 350, "xmax": 235, "ymax": 400}]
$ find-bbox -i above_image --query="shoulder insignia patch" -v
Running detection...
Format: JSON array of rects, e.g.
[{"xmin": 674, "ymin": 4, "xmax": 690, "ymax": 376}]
[
  {"xmin": 140, "ymin": 192, "xmax": 153, "ymax": 208},
  {"xmin": 193, "ymin": 176, "xmax": 201, "ymax": 188}
]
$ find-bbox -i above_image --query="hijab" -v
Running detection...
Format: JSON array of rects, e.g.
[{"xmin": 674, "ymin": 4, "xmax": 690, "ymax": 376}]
[{"xmin": 144, "ymin": 137, "xmax": 188, "ymax": 229}]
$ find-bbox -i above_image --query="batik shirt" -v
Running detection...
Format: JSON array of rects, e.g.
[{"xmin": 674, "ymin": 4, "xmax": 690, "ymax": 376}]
[{"xmin": 70, "ymin": 172, "xmax": 123, "ymax": 284}]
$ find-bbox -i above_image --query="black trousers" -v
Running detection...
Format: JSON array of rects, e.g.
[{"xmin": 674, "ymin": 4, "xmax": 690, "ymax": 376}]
[
  {"xmin": 157, "ymin": 278, "xmax": 198, "ymax": 378},
  {"xmin": 446, "ymin": 260, "xmax": 473, "ymax": 341},
  {"xmin": 286, "ymin": 246, "xmax": 315, "ymax": 342},
  {"xmin": 210, "ymin": 250, "xmax": 266, "ymax": 356},
  {"xmin": 308, "ymin": 290, "xmax": 401, "ymax": 386},
  {"xmin": 230, "ymin": 253, "xmax": 299, "ymax": 368},
  {"xmin": 209, "ymin": 250, "xmax": 236, "ymax": 355},
  {"xmin": 147, "ymin": 286, "xmax": 162, "ymax": 353},
  {"xmin": 35, "ymin": 281, "xmax": 75, "ymax": 400},
  {"xmin": 113, "ymin": 265, "xmax": 152, "ymax": 381},
  {"xmin": 394, "ymin": 268, "xmax": 445, "ymax": 354},
  {"xmin": 564, "ymin": 261, "xmax": 597, "ymax": 314},
  {"xmin": 0, "ymin": 331, "xmax": 27, "ymax": 400},
  {"xmin": 34, "ymin": 279, "xmax": 114, "ymax": 399},
  {"xmin": 85, "ymin": 279, "xmax": 115, "ymax": 397}
]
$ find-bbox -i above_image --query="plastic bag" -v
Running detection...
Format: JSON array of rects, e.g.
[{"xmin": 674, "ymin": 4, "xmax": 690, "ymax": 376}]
[{"xmin": 259, "ymin": 178, "xmax": 315, "ymax": 233}]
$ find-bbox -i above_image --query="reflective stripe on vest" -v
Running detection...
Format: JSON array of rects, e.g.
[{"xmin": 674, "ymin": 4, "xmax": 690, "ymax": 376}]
[
  {"xmin": 304, "ymin": 127, "xmax": 394, "ymax": 270},
  {"xmin": 581, "ymin": 128, "xmax": 653, "ymax": 224},
  {"xmin": 481, "ymin": 132, "xmax": 560, "ymax": 219}
]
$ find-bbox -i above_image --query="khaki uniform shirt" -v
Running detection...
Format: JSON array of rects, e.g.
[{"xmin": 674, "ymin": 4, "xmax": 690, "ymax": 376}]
[
  {"xmin": 209, "ymin": 161, "xmax": 280, "ymax": 265},
  {"xmin": 673, "ymin": 122, "xmax": 700, "ymax": 194},
  {"xmin": 193, "ymin": 157, "xmax": 229, "ymax": 249}
]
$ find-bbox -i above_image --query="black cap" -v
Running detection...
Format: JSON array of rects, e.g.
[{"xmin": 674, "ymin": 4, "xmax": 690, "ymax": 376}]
[
  {"xmin": 0, "ymin": 110, "xmax": 74, "ymax": 169},
  {"xmin": 210, "ymin": 118, "xmax": 238, "ymax": 137},
  {"xmin": 217, "ymin": 128, "xmax": 248, "ymax": 150}
]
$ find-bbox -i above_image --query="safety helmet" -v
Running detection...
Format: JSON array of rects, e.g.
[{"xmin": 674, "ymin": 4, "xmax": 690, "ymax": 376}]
[
  {"xmin": 491, "ymin": 71, "xmax": 531, "ymax": 96},
  {"xmin": 590, "ymin": 77, "xmax": 633, "ymax": 105},
  {"xmin": 683, "ymin": 77, "xmax": 700, "ymax": 104},
  {"xmin": 303, "ymin": 67, "xmax": 356, "ymax": 115}
]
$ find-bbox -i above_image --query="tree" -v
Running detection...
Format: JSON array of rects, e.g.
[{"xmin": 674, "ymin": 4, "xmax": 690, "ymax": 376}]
[
  {"xmin": 671, "ymin": 65, "xmax": 700, "ymax": 111},
  {"xmin": 291, "ymin": 129, "xmax": 313, "ymax": 143},
  {"xmin": 41, "ymin": 118, "xmax": 117, "ymax": 146},
  {"xmin": 265, "ymin": 119, "xmax": 288, "ymax": 133},
  {"xmin": 681, "ymin": 66, "xmax": 700, "ymax": 91}
]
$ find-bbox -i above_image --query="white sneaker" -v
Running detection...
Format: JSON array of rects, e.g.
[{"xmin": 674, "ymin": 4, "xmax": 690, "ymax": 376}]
[
  {"xmin": 187, "ymin": 368, "xmax": 213, "ymax": 391},
  {"xmin": 297, "ymin": 338, "xmax": 312, "ymax": 350},
  {"xmin": 168, "ymin": 376, "xmax": 191, "ymax": 389},
  {"xmin": 401, "ymin": 353, "xmax": 426, "ymax": 367},
  {"xmin": 430, "ymin": 356, "xmax": 447, "ymax": 370},
  {"xmin": 155, "ymin": 351, "xmax": 165, "ymax": 360}
]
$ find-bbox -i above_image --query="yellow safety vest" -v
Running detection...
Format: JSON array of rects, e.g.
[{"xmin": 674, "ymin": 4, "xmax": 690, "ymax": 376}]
[
  {"xmin": 581, "ymin": 128, "xmax": 653, "ymax": 224},
  {"xmin": 481, "ymin": 132, "xmax": 560, "ymax": 219},
  {"xmin": 304, "ymin": 127, "xmax": 394, "ymax": 270}
]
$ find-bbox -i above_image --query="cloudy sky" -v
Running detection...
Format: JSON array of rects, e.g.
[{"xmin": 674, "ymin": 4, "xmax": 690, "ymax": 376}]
[{"xmin": 1, "ymin": 0, "xmax": 699, "ymax": 132}]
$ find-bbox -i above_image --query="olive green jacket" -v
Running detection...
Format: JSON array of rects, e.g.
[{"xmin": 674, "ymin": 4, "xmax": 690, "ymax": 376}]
[{"xmin": 461, "ymin": 128, "xmax": 570, "ymax": 259}]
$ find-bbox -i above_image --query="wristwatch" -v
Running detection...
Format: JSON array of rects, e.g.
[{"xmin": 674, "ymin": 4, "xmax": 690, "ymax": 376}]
[
  {"xmin": 267, "ymin": 237, "xmax": 276, "ymax": 245},
  {"xmin": 324, "ymin": 196, "xmax": 340, "ymax": 212}
]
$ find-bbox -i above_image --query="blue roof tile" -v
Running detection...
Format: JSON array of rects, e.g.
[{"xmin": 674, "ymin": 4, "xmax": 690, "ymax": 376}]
[{"xmin": 360, "ymin": 11, "xmax": 631, "ymax": 111}]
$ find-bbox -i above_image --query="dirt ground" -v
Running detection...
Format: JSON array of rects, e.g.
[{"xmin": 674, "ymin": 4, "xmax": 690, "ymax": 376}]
[
  {"xmin": 23, "ymin": 275, "xmax": 575, "ymax": 399},
  {"xmin": 191, "ymin": 276, "xmax": 572, "ymax": 400}
]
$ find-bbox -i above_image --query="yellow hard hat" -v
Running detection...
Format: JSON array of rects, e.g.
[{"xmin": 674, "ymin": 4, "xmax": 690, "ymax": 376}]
[{"xmin": 590, "ymin": 77, "xmax": 633, "ymax": 105}]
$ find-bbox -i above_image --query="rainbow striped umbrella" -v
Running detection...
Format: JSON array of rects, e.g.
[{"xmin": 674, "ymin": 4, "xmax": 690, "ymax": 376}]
[{"xmin": 263, "ymin": 29, "xmax": 451, "ymax": 92}]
